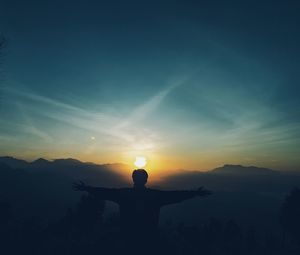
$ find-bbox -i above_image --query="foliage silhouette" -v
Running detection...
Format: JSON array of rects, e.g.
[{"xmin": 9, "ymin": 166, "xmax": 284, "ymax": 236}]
[{"xmin": 280, "ymin": 188, "xmax": 300, "ymax": 249}]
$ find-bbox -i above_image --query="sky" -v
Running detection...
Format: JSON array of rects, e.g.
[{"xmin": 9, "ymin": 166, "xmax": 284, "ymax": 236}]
[{"xmin": 0, "ymin": 0, "xmax": 300, "ymax": 176}]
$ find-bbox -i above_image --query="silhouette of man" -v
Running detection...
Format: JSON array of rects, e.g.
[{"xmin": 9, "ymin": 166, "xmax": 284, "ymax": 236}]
[{"xmin": 73, "ymin": 169, "xmax": 211, "ymax": 237}]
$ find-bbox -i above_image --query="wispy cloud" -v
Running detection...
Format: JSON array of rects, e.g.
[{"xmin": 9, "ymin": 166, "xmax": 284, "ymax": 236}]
[
  {"xmin": 116, "ymin": 76, "xmax": 188, "ymax": 129},
  {"xmin": 1, "ymin": 86, "xmax": 134, "ymax": 142},
  {"xmin": 0, "ymin": 78, "xmax": 185, "ymax": 149}
]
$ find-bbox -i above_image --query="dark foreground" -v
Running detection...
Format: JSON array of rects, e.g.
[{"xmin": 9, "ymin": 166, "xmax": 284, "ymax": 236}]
[{"xmin": 1, "ymin": 188, "xmax": 300, "ymax": 255}]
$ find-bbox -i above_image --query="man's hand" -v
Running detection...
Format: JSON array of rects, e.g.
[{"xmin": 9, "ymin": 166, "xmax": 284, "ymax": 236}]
[
  {"xmin": 197, "ymin": 187, "xmax": 212, "ymax": 196},
  {"xmin": 72, "ymin": 181, "xmax": 88, "ymax": 191}
]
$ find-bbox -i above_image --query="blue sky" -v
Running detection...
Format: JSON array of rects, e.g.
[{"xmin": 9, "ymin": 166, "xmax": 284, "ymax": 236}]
[{"xmin": 0, "ymin": 0, "xmax": 300, "ymax": 173}]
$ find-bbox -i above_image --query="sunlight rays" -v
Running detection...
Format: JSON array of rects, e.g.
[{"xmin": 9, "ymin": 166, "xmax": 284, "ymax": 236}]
[{"xmin": 1, "ymin": 74, "xmax": 300, "ymax": 172}]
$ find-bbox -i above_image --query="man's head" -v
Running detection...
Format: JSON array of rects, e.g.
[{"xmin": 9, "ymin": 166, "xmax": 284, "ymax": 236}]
[{"xmin": 132, "ymin": 169, "xmax": 148, "ymax": 188}]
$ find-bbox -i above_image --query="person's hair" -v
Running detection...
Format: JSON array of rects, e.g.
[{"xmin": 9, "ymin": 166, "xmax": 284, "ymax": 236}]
[{"xmin": 132, "ymin": 169, "xmax": 148, "ymax": 185}]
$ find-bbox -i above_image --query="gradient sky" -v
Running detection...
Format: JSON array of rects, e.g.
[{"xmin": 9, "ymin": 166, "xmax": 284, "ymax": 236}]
[{"xmin": 0, "ymin": 0, "xmax": 300, "ymax": 175}]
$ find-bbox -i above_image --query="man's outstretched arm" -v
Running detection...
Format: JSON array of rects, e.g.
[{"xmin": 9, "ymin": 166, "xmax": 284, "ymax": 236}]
[
  {"xmin": 158, "ymin": 187, "xmax": 212, "ymax": 206},
  {"xmin": 73, "ymin": 181, "xmax": 120, "ymax": 203}
]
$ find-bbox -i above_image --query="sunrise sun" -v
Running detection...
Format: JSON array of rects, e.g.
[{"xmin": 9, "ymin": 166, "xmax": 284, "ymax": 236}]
[{"xmin": 134, "ymin": 156, "xmax": 147, "ymax": 168}]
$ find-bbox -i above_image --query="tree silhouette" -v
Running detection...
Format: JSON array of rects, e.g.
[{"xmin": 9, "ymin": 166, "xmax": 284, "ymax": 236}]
[
  {"xmin": 0, "ymin": 200, "xmax": 12, "ymax": 223},
  {"xmin": 280, "ymin": 187, "xmax": 300, "ymax": 248},
  {"xmin": 245, "ymin": 226, "xmax": 259, "ymax": 254},
  {"xmin": 204, "ymin": 217, "xmax": 223, "ymax": 252},
  {"xmin": 52, "ymin": 194, "xmax": 105, "ymax": 240},
  {"xmin": 0, "ymin": 201, "xmax": 13, "ymax": 252},
  {"xmin": 74, "ymin": 194, "xmax": 105, "ymax": 238},
  {"xmin": 223, "ymin": 220, "xmax": 243, "ymax": 255}
]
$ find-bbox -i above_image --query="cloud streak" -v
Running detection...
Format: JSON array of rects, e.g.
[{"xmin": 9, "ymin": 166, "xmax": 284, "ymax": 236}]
[{"xmin": 0, "ymin": 78, "xmax": 185, "ymax": 151}]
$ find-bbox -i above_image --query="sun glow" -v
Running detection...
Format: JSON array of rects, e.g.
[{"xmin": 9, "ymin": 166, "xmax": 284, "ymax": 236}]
[{"xmin": 134, "ymin": 156, "xmax": 147, "ymax": 168}]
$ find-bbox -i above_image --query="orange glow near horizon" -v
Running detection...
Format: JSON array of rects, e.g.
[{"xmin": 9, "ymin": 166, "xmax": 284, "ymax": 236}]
[{"xmin": 6, "ymin": 149, "xmax": 296, "ymax": 183}]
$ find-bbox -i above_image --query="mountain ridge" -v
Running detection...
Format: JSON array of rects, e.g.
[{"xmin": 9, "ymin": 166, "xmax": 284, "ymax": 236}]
[
  {"xmin": 211, "ymin": 164, "xmax": 278, "ymax": 175},
  {"xmin": 0, "ymin": 156, "xmax": 129, "ymax": 172},
  {"xmin": 1, "ymin": 156, "xmax": 300, "ymax": 226},
  {"xmin": 0, "ymin": 156, "xmax": 281, "ymax": 175}
]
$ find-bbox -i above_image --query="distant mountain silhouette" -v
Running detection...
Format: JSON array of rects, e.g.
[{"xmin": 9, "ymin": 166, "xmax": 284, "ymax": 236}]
[
  {"xmin": 0, "ymin": 156, "xmax": 129, "ymax": 185},
  {"xmin": 160, "ymin": 164, "xmax": 293, "ymax": 193},
  {"xmin": 52, "ymin": 158, "xmax": 84, "ymax": 166},
  {"xmin": 0, "ymin": 162, "xmax": 26, "ymax": 184},
  {"xmin": 156, "ymin": 163, "xmax": 300, "ymax": 229},
  {"xmin": 211, "ymin": 164, "xmax": 278, "ymax": 175},
  {"xmin": 1, "ymin": 156, "xmax": 300, "ymax": 229},
  {"xmin": 0, "ymin": 162, "xmax": 11, "ymax": 171},
  {"xmin": 0, "ymin": 156, "xmax": 129, "ymax": 221},
  {"xmin": 30, "ymin": 158, "xmax": 51, "ymax": 168},
  {"xmin": 0, "ymin": 156, "xmax": 30, "ymax": 169}
]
